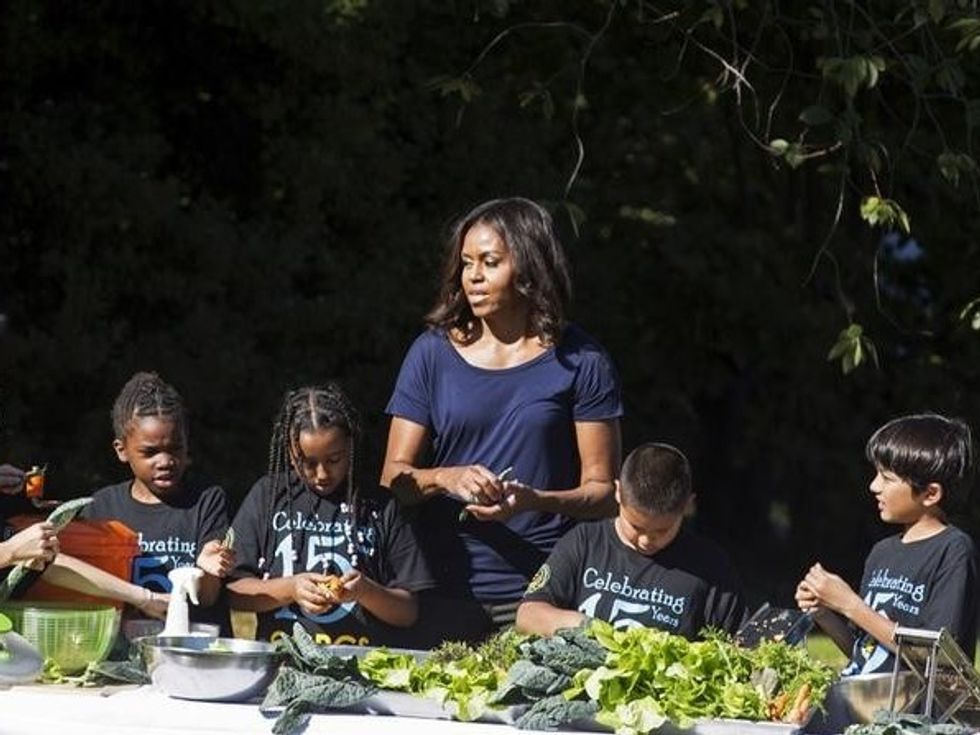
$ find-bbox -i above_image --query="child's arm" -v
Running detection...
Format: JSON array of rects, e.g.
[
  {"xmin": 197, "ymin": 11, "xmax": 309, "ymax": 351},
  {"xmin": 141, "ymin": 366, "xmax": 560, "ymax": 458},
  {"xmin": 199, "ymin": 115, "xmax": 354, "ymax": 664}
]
[
  {"xmin": 331, "ymin": 570, "xmax": 419, "ymax": 628},
  {"xmin": 516, "ymin": 600, "xmax": 585, "ymax": 637},
  {"xmin": 227, "ymin": 572, "xmax": 337, "ymax": 617},
  {"xmin": 797, "ymin": 562, "xmax": 896, "ymax": 654},
  {"xmin": 195, "ymin": 539, "xmax": 235, "ymax": 606},
  {"xmin": 43, "ymin": 553, "xmax": 169, "ymax": 619}
]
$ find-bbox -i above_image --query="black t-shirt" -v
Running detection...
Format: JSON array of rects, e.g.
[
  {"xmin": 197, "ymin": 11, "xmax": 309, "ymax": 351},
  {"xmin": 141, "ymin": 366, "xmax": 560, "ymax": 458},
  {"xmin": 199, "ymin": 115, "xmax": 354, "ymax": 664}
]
[
  {"xmin": 80, "ymin": 479, "xmax": 231, "ymax": 631},
  {"xmin": 229, "ymin": 474, "xmax": 435, "ymax": 646},
  {"xmin": 523, "ymin": 519, "xmax": 747, "ymax": 639},
  {"xmin": 844, "ymin": 525, "xmax": 978, "ymax": 675}
]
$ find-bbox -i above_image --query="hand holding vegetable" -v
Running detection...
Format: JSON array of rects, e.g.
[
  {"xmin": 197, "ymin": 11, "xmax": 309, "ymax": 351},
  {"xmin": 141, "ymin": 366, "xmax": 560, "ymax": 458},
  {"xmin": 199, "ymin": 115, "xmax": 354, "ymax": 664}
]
[
  {"xmin": 291, "ymin": 572, "xmax": 341, "ymax": 616},
  {"xmin": 437, "ymin": 464, "xmax": 507, "ymax": 505},
  {"xmin": 0, "ymin": 522, "xmax": 58, "ymax": 570},
  {"xmin": 465, "ymin": 480, "xmax": 536, "ymax": 522},
  {"xmin": 196, "ymin": 539, "xmax": 235, "ymax": 578}
]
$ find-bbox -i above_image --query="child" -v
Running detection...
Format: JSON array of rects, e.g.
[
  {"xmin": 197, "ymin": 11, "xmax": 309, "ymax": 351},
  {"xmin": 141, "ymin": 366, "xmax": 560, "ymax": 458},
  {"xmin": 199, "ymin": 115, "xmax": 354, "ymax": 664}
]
[
  {"xmin": 227, "ymin": 383, "xmax": 434, "ymax": 646},
  {"xmin": 517, "ymin": 442, "xmax": 747, "ymax": 639},
  {"xmin": 796, "ymin": 413, "xmax": 978, "ymax": 675},
  {"xmin": 80, "ymin": 372, "xmax": 233, "ymax": 630}
]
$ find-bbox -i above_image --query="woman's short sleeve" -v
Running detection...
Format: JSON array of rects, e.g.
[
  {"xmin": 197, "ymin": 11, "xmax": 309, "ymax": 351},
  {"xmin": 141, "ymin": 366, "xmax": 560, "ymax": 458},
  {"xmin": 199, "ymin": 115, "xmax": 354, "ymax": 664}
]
[{"xmin": 385, "ymin": 332, "xmax": 435, "ymax": 428}]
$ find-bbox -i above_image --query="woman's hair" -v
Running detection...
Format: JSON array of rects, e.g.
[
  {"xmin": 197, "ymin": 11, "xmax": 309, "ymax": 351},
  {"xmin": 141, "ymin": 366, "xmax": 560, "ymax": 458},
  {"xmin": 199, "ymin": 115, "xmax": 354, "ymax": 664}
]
[
  {"xmin": 262, "ymin": 382, "xmax": 363, "ymax": 571},
  {"xmin": 425, "ymin": 197, "xmax": 572, "ymax": 345},
  {"xmin": 619, "ymin": 442, "xmax": 692, "ymax": 515},
  {"xmin": 866, "ymin": 413, "xmax": 974, "ymax": 505},
  {"xmin": 111, "ymin": 371, "xmax": 186, "ymax": 440}
]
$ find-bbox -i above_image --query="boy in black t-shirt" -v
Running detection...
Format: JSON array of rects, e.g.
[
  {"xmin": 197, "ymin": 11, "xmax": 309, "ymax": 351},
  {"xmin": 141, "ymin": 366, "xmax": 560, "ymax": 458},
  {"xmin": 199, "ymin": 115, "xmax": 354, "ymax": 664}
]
[
  {"xmin": 796, "ymin": 413, "xmax": 978, "ymax": 675},
  {"xmin": 81, "ymin": 372, "xmax": 234, "ymax": 632},
  {"xmin": 517, "ymin": 443, "xmax": 746, "ymax": 640}
]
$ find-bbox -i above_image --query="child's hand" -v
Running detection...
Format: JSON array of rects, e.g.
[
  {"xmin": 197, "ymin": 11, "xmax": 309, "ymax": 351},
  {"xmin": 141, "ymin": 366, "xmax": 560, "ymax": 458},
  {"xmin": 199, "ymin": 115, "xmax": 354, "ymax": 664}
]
[
  {"xmin": 196, "ymin": 539, "xmax": 235, "ymax": 578},
  {"xmin": 795, "ymin": 579, "xmax": 820, "ymax": 611},
  {"xmin": 0, "ymin": 464, "xmax": 25, "ymax": 495},
  {"xmin": 0, "ymin": 522, "xmax": 58, "ymax": 568},
  {"xmin": 291, "ymin": 572, "xmax": 341, "ymax": 616},
  {"xmin": 801, "ymin": 562, "xmax": 860, "ymax": 615},
  {"xmin": 332, "ymin": 570, "xmax": 364, "ymax": 604}
]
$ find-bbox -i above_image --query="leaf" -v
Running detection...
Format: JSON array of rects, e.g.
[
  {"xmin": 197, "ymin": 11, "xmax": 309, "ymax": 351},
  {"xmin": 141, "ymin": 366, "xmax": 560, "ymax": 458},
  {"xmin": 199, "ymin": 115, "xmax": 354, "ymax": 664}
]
[
  {"xmin": 859, "ymin": 196, "xmax": 911, "ymax": 234},
  {"xmin": 769, "ymin": 138, "xmax": 790, "ymax": 156},
  {"xmin": 799, "ymin": 105, "xmax": 834, "ymax": 126}
]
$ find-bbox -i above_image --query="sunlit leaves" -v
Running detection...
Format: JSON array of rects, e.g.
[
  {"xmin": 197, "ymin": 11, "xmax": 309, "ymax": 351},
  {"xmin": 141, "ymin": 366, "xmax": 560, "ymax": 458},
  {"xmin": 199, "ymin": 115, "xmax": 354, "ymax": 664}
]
[
  {"xmin": 427, "ymin": 75, "xmax": 482, "ymax": 102},
  {"xmin": 948, "ymin": 16, "xmax": 980, "ymax": 53},
  {"xmin": 768, "ymin": 139, "xmax": 807, "ymax": 168},
  {"xmin": 860, "ymin": 196, "xmax": 911, "ymax": 234},
  {"xmin": 618, "ymin": 206, "xmax": 677, "ymax": 227},
  {"xmin": 960, "ymin": 298, "xmax": 980, "ymax": 331},
  {"xmin": 827, "ymin": 324, "xmax": 879, "ymax": 374},
  {"xmin": 819, "ymin": 56, "xmax": 886, "ymax": 98}
]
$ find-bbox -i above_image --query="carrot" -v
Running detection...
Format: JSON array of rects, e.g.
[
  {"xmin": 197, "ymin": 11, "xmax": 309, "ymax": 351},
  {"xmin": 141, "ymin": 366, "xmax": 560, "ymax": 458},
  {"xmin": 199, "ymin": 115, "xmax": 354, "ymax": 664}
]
[{"xmin": 785, "ymin": 683, "xmax": 812, "ymax": 723}]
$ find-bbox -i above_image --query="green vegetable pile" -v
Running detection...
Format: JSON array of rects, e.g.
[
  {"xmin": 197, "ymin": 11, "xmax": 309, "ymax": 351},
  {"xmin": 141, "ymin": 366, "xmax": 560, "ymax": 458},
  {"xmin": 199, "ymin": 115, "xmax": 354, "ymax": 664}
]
[
  {"xmin": 557, "ymin": 620, "xmax": 836, "ymax": 734},
  {"xmin": 845, "ymin": 710, "xmax": 973, "ymax": 735},
  {"xmin": 262, "ymin": 620, "xmax": 836, "ymax": 735}
]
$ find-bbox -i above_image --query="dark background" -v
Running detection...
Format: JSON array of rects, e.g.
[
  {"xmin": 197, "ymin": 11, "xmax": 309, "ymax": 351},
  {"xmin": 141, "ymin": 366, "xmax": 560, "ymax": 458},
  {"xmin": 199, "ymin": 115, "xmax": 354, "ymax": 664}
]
[{"xmin": 2, "ymin": 1, "xmax": 979, "ymax": 608}]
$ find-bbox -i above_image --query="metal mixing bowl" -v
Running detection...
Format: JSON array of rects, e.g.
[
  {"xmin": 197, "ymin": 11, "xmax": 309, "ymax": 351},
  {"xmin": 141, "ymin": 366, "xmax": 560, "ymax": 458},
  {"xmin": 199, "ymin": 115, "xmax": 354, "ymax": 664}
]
[
  {"xmin": 138, "ymin": 635, "xmax": 283, "ymax": 702},
  {"xmin": 808, "ymin": 671, "xmax": 922, "ymax": 734}
]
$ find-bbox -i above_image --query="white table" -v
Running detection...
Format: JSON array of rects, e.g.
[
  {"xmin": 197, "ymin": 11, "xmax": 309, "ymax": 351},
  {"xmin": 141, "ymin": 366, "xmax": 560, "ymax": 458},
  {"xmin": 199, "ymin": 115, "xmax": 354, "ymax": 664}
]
[{"xmin": 0, "ymin": 685, "xmax": 556, "ymax": 735}]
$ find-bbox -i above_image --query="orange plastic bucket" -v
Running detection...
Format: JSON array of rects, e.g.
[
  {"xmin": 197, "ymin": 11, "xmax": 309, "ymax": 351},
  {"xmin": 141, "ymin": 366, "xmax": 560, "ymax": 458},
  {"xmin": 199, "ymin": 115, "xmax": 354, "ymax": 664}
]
[{"xmin": 7, "ymin": 515, "xmax": 139, "ymax": 608}]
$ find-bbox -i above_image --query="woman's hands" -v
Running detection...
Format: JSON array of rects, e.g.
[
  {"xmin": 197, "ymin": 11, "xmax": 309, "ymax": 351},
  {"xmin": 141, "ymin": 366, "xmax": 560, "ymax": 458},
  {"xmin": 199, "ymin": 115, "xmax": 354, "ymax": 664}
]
[
  {"xmin": 196, "ymin": 539, "xmax": 235, "ymax": 578},
  {"xmin": 0, "ymin": 522, "xmax": 58, "ymax": 570},
  {"xmin": 437, "ymin": 464, "xmax": 509, "ymax": 506},
  {"xmin": 464, "ymin": 480, "xmax": 536, "ymax": 522}
]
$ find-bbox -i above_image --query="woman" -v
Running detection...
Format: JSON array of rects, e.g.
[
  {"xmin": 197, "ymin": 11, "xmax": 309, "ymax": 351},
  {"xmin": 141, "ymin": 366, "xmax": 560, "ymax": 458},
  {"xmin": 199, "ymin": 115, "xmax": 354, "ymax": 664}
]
[{"xmin": 381, "ymin": 197, "xmax": 623, "ymax": 643}]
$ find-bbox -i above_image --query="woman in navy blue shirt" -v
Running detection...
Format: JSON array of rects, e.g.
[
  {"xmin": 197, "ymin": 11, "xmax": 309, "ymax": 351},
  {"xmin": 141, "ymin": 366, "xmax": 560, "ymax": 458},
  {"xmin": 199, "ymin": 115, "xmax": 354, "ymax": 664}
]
[{"xmin": 382, "ymin": 197, "xmax": 623, "ymax": 644}]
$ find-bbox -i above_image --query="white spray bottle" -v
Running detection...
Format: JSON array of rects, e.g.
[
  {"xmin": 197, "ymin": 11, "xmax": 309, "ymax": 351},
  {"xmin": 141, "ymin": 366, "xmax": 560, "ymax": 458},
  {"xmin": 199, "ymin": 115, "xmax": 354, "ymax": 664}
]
[{"xmin": 161, "ymin": 566, "xmax": 204, "ymax": 637}]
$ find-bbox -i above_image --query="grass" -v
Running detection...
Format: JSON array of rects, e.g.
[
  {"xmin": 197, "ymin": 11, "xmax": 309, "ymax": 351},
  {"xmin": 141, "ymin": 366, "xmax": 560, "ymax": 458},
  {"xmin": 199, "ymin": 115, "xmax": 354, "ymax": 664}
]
[{"xmin": 807, "ymin": 633, "xmax": 848, "ymax": 670}]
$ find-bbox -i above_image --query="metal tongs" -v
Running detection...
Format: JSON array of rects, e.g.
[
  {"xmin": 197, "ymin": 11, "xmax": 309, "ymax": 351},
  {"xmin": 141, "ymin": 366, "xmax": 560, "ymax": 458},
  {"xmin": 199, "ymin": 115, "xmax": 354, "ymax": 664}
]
[{"xmin": 735, "ymin": 603, "xmax": 814, "ymax": 648}]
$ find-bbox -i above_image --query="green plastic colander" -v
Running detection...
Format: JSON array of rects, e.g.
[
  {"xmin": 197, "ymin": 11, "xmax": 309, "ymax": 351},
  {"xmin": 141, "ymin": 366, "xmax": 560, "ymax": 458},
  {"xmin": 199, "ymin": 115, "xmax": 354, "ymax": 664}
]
[{"xmin": 0, "ymin": 601, "xmax": 120, "ymax": 674}]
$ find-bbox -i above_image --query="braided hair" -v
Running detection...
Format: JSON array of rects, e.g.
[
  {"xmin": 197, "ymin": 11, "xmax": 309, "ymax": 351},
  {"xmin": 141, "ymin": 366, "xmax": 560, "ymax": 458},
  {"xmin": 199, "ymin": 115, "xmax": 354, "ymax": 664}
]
[
  {"xmin": 260, "ymin": 383, "xmax": 362, "ymax": 575},
  {"xmin": 111, "ymin": 371, "xmax": 187, "ymax": 439}
]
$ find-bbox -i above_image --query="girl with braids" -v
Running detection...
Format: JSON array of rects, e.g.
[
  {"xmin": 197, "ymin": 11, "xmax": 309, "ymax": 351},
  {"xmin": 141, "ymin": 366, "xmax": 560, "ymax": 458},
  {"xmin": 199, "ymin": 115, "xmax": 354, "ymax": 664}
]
[
  {"xmin": 80, "ymin": 371, "xmax": 234, "ymax": 631},
  {"xmin": 227, "ymin": 383, "xmax": 432, "ymax": 646},
  {"xmin": 382, "ymin": 197, "xmax": 623, "ymax": 643}
]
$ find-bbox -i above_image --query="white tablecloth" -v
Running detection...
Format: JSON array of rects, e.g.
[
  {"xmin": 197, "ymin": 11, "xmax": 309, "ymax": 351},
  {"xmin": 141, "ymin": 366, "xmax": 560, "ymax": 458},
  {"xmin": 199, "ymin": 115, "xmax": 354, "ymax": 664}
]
[{"xmin": 0, "ymin": 685, "xmax": 554, "ymax": 735}]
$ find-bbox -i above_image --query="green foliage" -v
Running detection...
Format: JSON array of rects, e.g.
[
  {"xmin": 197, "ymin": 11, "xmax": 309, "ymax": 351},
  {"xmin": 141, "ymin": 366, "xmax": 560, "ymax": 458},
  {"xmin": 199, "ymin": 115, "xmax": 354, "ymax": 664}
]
[
  {"xmin": 827, "ymin": 324, "xmax": 879, "ymax": 374},
  {"xmin": 859, "ymin": 197, "xmax": 912, "ymax": 235}
]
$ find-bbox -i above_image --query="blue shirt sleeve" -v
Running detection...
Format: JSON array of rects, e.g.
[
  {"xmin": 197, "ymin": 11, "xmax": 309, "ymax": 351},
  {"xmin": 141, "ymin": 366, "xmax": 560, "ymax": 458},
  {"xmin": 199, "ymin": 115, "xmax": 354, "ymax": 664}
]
[
  {"xmin": 386, "ymin": 331, "xmax": 434, "ymax": 428},
  {"xmin": 572, "ymin": 342, "xmax": 624, "ymax": 421}
]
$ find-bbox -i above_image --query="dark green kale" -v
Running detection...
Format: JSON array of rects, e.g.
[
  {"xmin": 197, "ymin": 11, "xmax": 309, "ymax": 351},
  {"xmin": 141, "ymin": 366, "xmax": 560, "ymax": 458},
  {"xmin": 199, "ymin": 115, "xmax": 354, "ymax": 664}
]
[{"xmin": 515, "ymin": 694, "xmax": 599, "ymax": 731}]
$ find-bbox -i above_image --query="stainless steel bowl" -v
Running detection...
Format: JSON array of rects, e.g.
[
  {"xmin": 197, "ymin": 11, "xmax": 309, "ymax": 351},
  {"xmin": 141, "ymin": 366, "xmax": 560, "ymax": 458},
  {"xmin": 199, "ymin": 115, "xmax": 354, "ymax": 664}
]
[
  {"xmin": 809, "ymin": 672, "xmax": 921, "ymax": 734},
  {"xmin": 138, "ymin": 636, "xmax": 283, "ymax": 702}
]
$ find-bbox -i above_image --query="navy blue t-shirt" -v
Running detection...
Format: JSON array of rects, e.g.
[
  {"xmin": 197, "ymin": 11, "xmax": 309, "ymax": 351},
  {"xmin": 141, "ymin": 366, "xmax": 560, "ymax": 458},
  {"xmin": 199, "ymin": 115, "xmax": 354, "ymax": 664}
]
[
  {"xmin": 386, "ymin": 324, "xmax": 623, "ymax": 601},
  {"xmin": 844, "ymin": 525, "xmax": 978, "ymax": 675}
]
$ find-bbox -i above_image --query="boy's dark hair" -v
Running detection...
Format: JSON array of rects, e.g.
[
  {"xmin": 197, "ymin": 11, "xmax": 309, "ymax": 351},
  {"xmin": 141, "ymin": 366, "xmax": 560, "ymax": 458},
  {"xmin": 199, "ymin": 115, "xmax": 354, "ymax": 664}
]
[
  {"xmin": 866, "ymin": 413, "xmax": 974, "ymax": 504},
  {"xmin": 426, "ymin": 197, "xmax": 572, "ymax": 346},
  {"xmin": 262, "ymin": 382, "xmax": 363, "ymax": 572},
  {"xmin": 111, "ymin": 371, "xmax": 186, "ymax": 439},
  {"xmin": 619, "ymin": 442, "xmax": 692, "ymax": 515}
]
